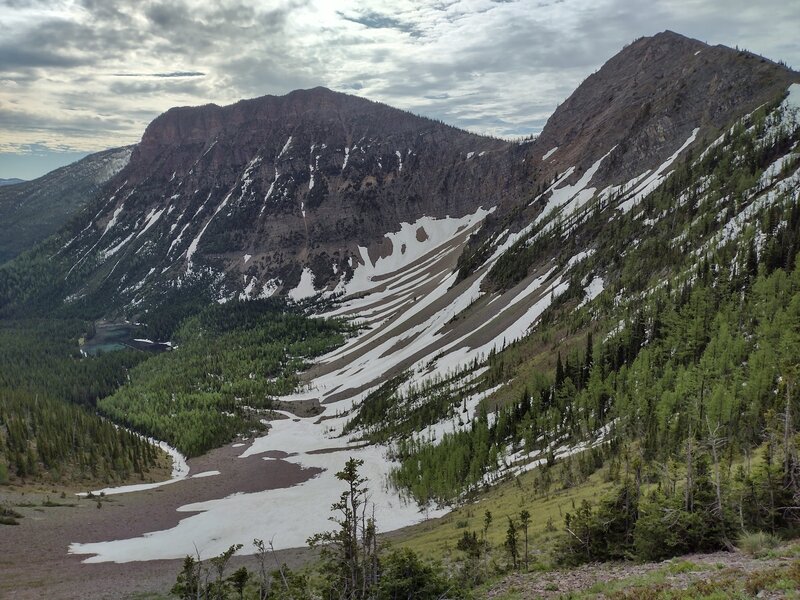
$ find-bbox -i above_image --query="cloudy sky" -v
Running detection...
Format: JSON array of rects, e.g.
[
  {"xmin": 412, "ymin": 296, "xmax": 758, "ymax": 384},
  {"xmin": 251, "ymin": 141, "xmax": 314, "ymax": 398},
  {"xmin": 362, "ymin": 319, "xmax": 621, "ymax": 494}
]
[{"xmin": 1, "ymin": 0, "xmax": 798, "ymax": 179}]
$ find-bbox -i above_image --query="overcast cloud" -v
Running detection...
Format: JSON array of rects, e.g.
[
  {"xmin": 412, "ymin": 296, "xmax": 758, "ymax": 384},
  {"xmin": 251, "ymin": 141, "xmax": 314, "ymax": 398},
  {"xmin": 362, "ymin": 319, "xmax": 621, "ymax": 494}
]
[{"xmin": 1, "ymin": 0, "xmax": 798, "ymax": 179}]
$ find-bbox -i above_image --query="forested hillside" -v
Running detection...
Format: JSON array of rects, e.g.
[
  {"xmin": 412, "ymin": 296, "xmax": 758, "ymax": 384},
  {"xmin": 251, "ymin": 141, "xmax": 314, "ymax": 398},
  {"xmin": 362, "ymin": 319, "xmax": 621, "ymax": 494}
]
[
  {"xmin": 0, "ymin": 319, "xmax": 162, "ymax": 485},
  {"xmin": 0, "ymin": 298, "xmax": 348, "ymax": 485},
  {"xmin": 98, "ymin": 299, "xmax": 348, "ymax": 456},
  {"xmin": 331, "ymin": 89, "xmax": 800, "ymax": 525}
]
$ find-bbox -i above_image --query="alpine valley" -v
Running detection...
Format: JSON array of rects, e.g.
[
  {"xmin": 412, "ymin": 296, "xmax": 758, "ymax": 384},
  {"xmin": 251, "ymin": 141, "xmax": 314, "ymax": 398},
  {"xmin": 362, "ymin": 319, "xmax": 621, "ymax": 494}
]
[{"xmin": 2, "ymin": 30, "xmax": 800, "ymax": 599}]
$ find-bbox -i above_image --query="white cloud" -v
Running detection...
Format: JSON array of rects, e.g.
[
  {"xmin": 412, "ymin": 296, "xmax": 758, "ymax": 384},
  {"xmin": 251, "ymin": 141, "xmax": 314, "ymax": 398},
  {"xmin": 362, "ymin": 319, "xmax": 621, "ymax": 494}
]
[{"xmin": 0, "ymin": 0, "xmax": 797, "ymax": 161}]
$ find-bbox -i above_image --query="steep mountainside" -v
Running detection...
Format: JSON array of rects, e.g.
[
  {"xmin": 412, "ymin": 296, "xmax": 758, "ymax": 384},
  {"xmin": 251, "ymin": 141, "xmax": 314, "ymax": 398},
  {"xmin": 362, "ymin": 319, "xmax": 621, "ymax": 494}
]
[
  {"xmin": 460, "ymin": 31, "xmax": 799, "ymax": 277},
  {"xmin": 49, "ymin": 89, "xmax": 513, "ymax": 311},
  {"xmin": 0, "ymin": 147, "xmax": 131, "ymax": 264}
]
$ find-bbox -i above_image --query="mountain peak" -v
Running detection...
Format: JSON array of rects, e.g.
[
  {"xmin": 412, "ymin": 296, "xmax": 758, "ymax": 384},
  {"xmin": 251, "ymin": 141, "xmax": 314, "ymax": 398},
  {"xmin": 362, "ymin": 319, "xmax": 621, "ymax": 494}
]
[{"xmin": 529, "ymin": 30, "xmax": 798, "ymax": 186}]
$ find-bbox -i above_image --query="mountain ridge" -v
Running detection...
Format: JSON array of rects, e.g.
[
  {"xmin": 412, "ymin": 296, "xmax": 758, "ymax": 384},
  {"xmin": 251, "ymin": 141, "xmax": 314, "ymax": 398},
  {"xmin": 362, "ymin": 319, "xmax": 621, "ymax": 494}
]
[
  {"xmin": 459, "ymin": 30, "xmax": 800, "ymax": 279},
  {"xmin": 1, "ymin": 32, "xmax": 797, "ymax": 317},
  {"xmin": 0, "ymin": 147, "xmax": 132, "ymax": 264}
]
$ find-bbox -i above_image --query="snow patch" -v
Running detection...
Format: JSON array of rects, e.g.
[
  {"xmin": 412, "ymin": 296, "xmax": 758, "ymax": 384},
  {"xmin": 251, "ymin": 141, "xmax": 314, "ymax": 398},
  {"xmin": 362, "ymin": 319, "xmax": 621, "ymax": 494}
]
[
  {"xmin": 785, "ymin": 83, "xmax": 800, "ymax": 111},
  {"xmin": 578, "ymin": 276, "xmax": 604, "ymax": 308},
  {"xmin": 70, "ymin": 413, "xmax": 440, "ymax": 562},
  {"xmin": 135, "ymin": 207, "xmax": 165, "ymax": 239},
  {"xmin": 103, "ymin": 203, "xmax": 126, "ymax": 234},
  {"xmin": 258, "ymin": 279, "xmax": 279, "ymax": 299},
  {"xmin": 278, "ymin": 136, "xmax": 292, "ymax": 159},
  {"xmin": 288, "ymin": 268, "xmax": 317, "ymax": 301},
  {"xmin": 567, "ymin": 248, "xmax": 595, "ymax": 269}
]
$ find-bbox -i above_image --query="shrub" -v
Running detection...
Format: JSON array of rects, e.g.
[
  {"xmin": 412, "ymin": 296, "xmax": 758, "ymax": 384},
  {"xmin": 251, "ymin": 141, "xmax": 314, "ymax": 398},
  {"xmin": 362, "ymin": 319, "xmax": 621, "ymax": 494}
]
[
  {"xmin": 376, "ymin": 548, "xmax": 449, "ymax": 600},
  {"xmin": 555, "ymin": 482, "xmax": 639, "ymax": 565},
  {"xmin": 0, "ymin": 504, "xmax": 22, "ymax": 525},
  {"xmin": 737, "ymin": 531, "xmax": 780, "ymax": 557}
]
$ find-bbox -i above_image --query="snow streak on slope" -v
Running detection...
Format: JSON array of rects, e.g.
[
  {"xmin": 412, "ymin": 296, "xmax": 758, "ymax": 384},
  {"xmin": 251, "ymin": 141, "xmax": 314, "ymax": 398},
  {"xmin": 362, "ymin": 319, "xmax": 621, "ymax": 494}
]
[
  {"xmin": 545, "ymin": 147, "xmax": 614, "ymax": 217},
  {"xmin": 186, "ymin": 156, "xmax": 261, "ymax": 273},
  {"xmin": 342, "ymin": 209, "xmax": 493, "ymax": 297},
  {"xmin": 615, "ymin": 128, "xmax": 699, "ymax": 214},
  {"xmin": 69, "ymin": 203, "xmax": 579, "ymax": 563}
]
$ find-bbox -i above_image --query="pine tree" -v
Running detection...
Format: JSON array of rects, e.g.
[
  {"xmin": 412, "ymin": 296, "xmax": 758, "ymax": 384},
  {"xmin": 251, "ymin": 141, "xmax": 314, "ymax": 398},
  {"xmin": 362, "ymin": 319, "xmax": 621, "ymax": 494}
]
[
  {"xmin": 307, "ymin": 457, "xmax": 378, "ymax": 600},
  {"xmin": 505, "ymin": 517, "xmax": 519, "ymax": 569},
  {"xmin": 519, "ymin": 509, "xmax": 531, "ymax": 570}
]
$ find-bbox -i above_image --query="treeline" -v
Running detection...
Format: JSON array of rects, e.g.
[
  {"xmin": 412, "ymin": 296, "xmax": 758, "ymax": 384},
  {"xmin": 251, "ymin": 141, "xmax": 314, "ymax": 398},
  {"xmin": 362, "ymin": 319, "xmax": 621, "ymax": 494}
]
[{"xmin": 99, "ymin": 299, "xmax": 348, "ymax": 457}]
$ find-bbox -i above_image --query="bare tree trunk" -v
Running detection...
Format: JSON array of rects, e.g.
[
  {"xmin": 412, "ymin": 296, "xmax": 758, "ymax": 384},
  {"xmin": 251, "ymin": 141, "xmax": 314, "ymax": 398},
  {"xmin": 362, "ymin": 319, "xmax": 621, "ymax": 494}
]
[
  {"xmin": 268, "ymin": 539, "xmax": 289, "ymax": 592},
  {"xmin": 706, "ymin": 416, "xmax": 733, "ymax": 549},
  {"xmin": 350, "ymin": 479, "xmax": 359, "ymax": 598},
  {"xmin": 784, "ymin": 380, "xmax": 797, "ymax": 491},
  {"xmin": 765, "ymin": 437, "xmax": 777, "ymax": 534},
  {"xmin": 194, "ymin": 545, "xmax": 203, "ymax": 600},
  {"xmin": 371, "ymin": 505, "xmax": 378, "ymax": 590},
  {"xmin": 685, "ymin": 423, "xmax": 694, "ymax": 513},
  {"xmin": 524, "ymin": 525, "xmax": 529, "ymax": 571}
]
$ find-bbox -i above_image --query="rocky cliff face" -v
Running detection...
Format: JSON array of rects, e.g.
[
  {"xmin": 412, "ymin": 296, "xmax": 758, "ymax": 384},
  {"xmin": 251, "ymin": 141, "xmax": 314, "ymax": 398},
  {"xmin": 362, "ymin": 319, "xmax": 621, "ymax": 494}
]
[{"xmin": 58, "ymin": 88, "xmax": 515, "ymax": 307}]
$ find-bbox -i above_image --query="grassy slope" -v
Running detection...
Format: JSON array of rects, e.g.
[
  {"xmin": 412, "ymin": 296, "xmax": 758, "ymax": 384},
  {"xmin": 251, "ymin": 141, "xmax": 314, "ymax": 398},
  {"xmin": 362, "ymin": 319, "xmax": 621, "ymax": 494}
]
[{"xmin": 390, "ymin": 459, "xmax": 614, "ymax": 562}]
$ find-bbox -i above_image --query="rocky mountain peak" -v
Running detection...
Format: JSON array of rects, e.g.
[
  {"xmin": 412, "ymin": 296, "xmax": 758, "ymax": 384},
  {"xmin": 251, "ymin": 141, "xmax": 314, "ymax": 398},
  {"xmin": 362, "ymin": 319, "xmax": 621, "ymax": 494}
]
[
  {"xmin": 529, "ymin": 30, "xmax": 798, "ymax": 185},
  {"xmin": 57, "ymin": 85, "xmax": 514, "ymax": 310}
]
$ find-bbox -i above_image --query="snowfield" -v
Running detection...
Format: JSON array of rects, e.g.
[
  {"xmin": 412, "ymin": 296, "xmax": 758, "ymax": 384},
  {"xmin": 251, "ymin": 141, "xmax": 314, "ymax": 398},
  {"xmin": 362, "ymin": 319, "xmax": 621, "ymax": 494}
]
[{"xmin": 70, "ymin": 409, "xmax": 444, "ymax": 563}]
